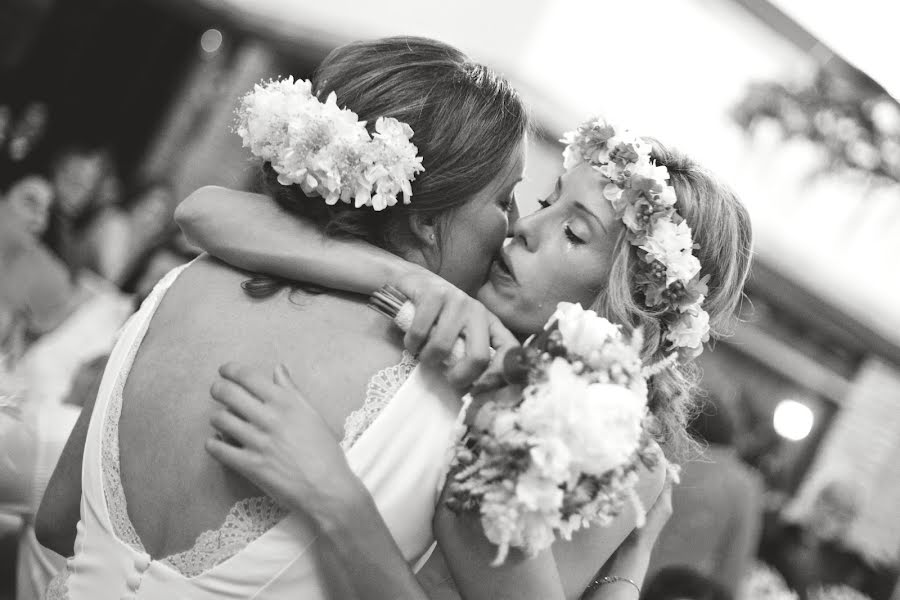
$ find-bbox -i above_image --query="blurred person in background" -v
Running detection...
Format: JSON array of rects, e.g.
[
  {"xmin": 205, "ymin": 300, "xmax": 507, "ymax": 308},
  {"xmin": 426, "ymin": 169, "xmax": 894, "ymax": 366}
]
[
  {"xmin": 0, "ymin": 174, "xmax": 81, "ymax": 342},
  {"xmin": 42, "ymin": 145, "xmax": 124, "ymax": 279},
  {"xmin": 0, "ymin": 158, "xmax": 134, "ymax": 600},
  {"xmin": 77, "ymin": 178, "xmax": 178, "ymax": 288},
  {"xmin": 642, "ymin": 566, "xmax": 732, "ymax": 600},
  {"xmin": 761, "ymin": 481, "xmax": 898, "ymax": 600},
  {"xmin": 1, "ymin": 174, "xmax": 53, "ymax": 236},
  {"xmin": 647, "ymin": 395, "xmax": 765, "ymax": 595}
]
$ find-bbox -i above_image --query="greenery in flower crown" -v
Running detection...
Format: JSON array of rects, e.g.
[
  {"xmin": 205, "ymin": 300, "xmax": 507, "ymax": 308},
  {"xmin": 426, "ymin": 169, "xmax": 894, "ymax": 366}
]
[{"xmin": 561, "ymin": 119, "xmax": 711, "ymax": 360}]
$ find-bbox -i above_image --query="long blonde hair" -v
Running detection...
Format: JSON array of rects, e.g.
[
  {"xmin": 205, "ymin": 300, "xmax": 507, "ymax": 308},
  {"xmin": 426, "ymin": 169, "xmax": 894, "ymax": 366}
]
[{"xmin": 592, "ymin": 140, "xmax": 753, "ymax": 455}]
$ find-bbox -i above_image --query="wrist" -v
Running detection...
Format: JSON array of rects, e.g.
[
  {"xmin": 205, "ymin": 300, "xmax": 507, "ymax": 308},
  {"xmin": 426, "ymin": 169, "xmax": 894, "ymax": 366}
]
[{"xmin": 307, "ymin": 471, "xmax": 372, "ymax": 539}]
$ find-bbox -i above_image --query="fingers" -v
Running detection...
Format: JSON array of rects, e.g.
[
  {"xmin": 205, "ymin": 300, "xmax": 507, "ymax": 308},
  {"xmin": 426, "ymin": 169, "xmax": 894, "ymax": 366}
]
[
  {"xmin": 445, "ymin": 309, "xmax": 492, "ymax": 390},
  {"xmin": 210, "ymin": 408, "xmax": 265, "ymax": 449},
  {"xmin": 404, "ymin": 293, "xmax": 443, "ymax": 356},
  {"xmin": 418, "ymin": 298, "xmax": 468, "ymax": 366},
  {"xmin": 219, "ymin": 362, "xmax": 284, "ymax": 406},
  {"xmin": 205, "ymin": 437, "xmax": 257, "ymax": 476},
  {"xmin": 210, "ymin": 377, "xmax": 270, "ymax": 427},
  {"xmin": 487, "ymin": 314, "xmax": 518, "ymax": 353}
]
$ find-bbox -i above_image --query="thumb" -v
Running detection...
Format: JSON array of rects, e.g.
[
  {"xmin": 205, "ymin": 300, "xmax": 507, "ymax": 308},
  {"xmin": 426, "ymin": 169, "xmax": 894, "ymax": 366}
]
[{"xmin": 487, "ymin": 313, "xmax": 518, "ymax": 352}]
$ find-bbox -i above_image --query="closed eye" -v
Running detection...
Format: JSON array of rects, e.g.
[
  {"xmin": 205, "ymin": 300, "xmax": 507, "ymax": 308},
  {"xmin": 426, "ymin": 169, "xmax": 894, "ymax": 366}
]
[{"xmin": 564, "ymin": 224, "xmax": 585, "ymax": 245}]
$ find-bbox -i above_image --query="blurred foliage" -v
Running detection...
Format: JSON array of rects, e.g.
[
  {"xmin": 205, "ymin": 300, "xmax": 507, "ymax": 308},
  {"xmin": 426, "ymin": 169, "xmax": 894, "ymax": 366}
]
[{"xmin": 733, "ymin": 69, "xmax": 900, "ymax": 187}]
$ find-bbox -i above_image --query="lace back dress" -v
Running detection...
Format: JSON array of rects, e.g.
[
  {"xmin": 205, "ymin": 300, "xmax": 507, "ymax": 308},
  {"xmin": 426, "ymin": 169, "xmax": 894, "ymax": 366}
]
[{"xmin": 46, "ymin": 263, "xmax": 462, "ymax": 600}]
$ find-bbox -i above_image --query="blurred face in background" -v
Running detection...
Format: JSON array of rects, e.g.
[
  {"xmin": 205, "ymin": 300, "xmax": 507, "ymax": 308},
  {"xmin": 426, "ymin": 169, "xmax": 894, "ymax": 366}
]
[
  {"xmin": 3, "ymin": 175, "xmax": 54, "ymax": 236},
  {"xmin": 52, "ymin": 150, "xmax": 107, "ymax": 219}
]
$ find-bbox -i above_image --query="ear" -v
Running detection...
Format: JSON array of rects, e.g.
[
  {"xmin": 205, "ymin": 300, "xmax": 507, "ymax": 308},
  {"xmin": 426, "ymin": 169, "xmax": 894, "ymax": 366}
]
[{"xmin": 408, "ymin": 212, "xmax": 438, "ymax": 248}]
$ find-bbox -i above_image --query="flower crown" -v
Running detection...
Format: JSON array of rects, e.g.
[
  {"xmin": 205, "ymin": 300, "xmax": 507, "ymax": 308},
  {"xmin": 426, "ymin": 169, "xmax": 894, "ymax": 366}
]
[
  {"xmin": 235, "ymin": 77, "xmax": 424, "ymax": 211},
  {"xmin": 561, "ymin": 118, "xmax": 711, "ymax": 359}
]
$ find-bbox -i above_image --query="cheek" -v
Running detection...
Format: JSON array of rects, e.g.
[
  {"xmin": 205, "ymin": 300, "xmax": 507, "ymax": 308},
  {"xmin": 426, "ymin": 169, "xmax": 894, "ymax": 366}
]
[{"xmin": 478, "ymin": 212, "xmax": 509, "ymax": 252}]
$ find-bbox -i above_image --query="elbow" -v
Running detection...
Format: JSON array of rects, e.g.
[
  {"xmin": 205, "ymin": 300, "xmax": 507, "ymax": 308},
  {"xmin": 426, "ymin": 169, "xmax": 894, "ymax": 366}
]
[{"xmin": 174, "ymin": 185, "xmax": 221, "ymax": 244}]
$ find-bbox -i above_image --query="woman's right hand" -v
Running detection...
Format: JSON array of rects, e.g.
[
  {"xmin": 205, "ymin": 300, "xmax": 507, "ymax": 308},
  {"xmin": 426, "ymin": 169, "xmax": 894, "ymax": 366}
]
[{"xmin": 395, "ymin": 270, "xmax": 519, "ymax": 391}]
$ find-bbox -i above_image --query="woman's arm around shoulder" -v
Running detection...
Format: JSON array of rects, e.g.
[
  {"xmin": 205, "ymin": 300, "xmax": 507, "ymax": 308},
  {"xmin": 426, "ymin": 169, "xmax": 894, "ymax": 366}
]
[{"xmin": 175, "ymin": 185, "xmax": 420, "ymax": 294}]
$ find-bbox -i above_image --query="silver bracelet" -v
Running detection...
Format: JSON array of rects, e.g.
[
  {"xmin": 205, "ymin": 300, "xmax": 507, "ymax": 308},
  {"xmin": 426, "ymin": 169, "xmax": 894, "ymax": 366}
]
[{"xmin": 583, "ymin": 575, "xmax": 642, "ymax": 598}]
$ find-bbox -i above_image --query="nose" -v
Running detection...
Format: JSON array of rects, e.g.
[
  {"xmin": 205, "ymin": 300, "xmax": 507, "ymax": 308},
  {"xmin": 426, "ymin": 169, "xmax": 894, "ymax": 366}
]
[
  {"xmin": 511, "ymin": 211, "xmax": 539, "ymax": 252},
  {"xmin": 506, "ymin": 200, "xmax": 521, "ymax": 234}
]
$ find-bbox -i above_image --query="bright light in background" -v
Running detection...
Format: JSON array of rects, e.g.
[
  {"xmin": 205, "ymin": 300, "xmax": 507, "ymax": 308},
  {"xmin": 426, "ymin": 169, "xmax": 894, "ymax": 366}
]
[
  {"xmin": 773, "ymin": 399, "xmax": 814, "ymax": 441},
  {"xmin": 200, "ymin": 29, "xmax": 223, "ymax": 54},
  {"xmin": 769, "ymin": 0, "xmax": 900, "ymax": 99}
]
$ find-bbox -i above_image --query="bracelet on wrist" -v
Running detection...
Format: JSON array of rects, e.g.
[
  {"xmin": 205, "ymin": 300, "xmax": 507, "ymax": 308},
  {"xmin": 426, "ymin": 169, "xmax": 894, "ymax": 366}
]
[{"xmin": 583, "ymin": 575, "xmax": 642, "ymax": 599}]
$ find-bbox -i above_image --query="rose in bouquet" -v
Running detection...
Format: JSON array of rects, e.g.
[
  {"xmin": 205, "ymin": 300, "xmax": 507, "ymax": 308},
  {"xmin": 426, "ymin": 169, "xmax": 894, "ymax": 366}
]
[{"xmin": 443, "ymin": 302, "xmax": 661, "ymax": 564}]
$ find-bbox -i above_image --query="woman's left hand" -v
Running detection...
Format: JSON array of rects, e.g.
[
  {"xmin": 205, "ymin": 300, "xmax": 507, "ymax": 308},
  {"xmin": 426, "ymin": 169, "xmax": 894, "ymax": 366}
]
[{"xmin": 205, "ymin": 362, "xmax": 361, "ymax": 521}]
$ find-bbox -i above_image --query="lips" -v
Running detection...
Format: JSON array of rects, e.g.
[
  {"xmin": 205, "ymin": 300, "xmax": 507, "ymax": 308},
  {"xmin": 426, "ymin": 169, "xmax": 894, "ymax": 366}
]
[{"xmin": 492, "ymin": 247, "xmax": 517, "ymax": 283}]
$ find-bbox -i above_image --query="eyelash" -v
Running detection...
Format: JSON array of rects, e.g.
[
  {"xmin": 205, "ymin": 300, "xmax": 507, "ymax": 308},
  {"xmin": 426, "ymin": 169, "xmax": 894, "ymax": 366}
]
[
  {"xmin": 538, "ymin": 197, "xmax": 552, "ymax": 209},
  {"xmin": 564, "ymin": 224, "xmax": 584, "ymax": 245},
  {"xmin": 500, "ymin": 195, "xmax": 516, "ymax": 212}
]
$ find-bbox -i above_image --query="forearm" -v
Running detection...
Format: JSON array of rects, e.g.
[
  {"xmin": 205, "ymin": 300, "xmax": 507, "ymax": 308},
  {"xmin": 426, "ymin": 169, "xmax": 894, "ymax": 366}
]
[
  {"xmin": 175, "ymin": 186, "xmax": 423, "ymax": 295},
  {"xmin": 435, "ymin": 506, "xmax": 565, "ymax": 600},
  {"xmin": 309, "ymin": 476, "xmax": 431, "ymax": 600}
]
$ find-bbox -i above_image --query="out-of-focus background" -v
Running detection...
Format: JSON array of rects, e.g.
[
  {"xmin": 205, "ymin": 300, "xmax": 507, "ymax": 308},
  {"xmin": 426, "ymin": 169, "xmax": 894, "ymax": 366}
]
[{"xmin": 1, "ymin": 1, "xmax": 898, "ymax": 599}]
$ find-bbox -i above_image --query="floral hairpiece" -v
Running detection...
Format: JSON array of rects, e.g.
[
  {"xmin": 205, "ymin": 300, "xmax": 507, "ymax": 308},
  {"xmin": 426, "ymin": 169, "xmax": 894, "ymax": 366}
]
[
  {"xmin": 561, "ymin": 118, "xmax": 710, "ymax": 359},
  {"xmin": 235, "ymin": 77, "xmax": 424, "ymax": 211}
]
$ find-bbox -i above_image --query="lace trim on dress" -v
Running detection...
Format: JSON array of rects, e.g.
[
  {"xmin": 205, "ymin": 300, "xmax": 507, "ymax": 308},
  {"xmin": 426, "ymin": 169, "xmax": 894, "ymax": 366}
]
[
  {"xmin": 99, "ymin": 265, "xmax": 287, "ymax": 577},
  {"xmin": 44, "ymin": 568, "xmax": 70, "ymax": 600},
  {"xmin": 98, "ymin": 265, "xmax": 410, "ymax": 577},
  {"xmin": 161, "ymin": 496, "xmax": 288, "ymax": 577},
  {"xmin": 100, "ymin": 341, "xmax": 287, "ymax": 575},
  {"xmin": 340, "ymin": 351, "xmax": 417, "ymax": 451}
]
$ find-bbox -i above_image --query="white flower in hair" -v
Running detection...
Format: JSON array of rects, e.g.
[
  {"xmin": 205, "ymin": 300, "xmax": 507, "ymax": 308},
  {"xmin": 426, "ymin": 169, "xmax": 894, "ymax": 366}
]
[
  {"xmin": 235, "ymin": 77, "xmax": 424, "ymax": 211},
  {"xmin": 665, "ymin": 308, "xmax": 710, "ymax": 352},
  {"xmin": 561, "ymin": 116, "xmax": 712, "ymax": 360}
]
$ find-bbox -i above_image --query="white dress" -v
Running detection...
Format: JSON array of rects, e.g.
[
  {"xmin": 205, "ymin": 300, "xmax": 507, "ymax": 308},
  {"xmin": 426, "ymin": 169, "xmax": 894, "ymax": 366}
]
[{"xmin": 46, "ymin": 263, "xmax": 462, "ymax": 599}]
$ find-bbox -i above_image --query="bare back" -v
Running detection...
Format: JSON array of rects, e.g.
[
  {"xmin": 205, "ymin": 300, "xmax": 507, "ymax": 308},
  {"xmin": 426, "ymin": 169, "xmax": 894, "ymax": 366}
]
[{"xmin": 117, "ymin": 255, "xmax": 404, "ymax": 559}]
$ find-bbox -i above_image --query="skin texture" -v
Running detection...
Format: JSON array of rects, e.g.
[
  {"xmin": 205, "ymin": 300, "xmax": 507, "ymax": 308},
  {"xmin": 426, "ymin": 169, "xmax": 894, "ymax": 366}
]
[
  {"xmin": 418, "ymin": 143, "xmax": 525, "ymax": 296},
  {"xmin": 477, "ymin": 164, "xmax": 624, "ymax": 335}
]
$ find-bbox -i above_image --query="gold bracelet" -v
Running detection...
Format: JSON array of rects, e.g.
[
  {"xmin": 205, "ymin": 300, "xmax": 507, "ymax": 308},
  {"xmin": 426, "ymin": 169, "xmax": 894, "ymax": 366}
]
[{"xmin": 583, "ymin": 575, "xmax": 642, "ymax": 598}]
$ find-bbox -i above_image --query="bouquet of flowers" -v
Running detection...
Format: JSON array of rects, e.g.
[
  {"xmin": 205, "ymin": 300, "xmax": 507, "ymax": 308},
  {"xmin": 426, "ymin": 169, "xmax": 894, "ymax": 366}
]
[{"xmin": 370, "ymin": 288, "xmax": 662, "ymax": 565}]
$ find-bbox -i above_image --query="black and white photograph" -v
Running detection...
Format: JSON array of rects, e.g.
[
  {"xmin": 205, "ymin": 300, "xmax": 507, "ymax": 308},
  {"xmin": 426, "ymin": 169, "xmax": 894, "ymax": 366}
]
[{"xmin": 1, "ymin": 0, "xmax": 899, "ymax": 599}]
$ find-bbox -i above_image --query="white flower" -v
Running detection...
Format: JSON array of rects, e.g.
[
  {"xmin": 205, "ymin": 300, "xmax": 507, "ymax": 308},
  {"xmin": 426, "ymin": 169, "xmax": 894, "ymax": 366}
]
[
  {"xmin": 641, "ymin": 220, "xmax": 693, "ymax": 257},
  {"xmin": 552, "ymin": 302, "xmax": 622, "ymax": 358},
  {"xmin": 665, "ymin": 252, "xmax": 702, "ymax": 285},
  {"xmin": 515, "ymin": 470, "xmax": 564, "ymax": 512},
  {"xmin": 568, "ymin": 383, "xmax": 646, "ymax": 477},
  {"xmin": 235, "ymin": 78, "xmax": 424, "ymax": 211},
  {"xmin": 639, "ymin": 220, "xmax": 700, "ymax": 284},
  {"xmin": 666, "ymin": 309, "xmax": 710, "ymax": 349},
  {"xmin": 518, "ymin": 358, "xmax": 583, "ymax": 438},
  {"xmin": 530, "ymin": 437, "xmax": 573, "ymax": 482}
]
